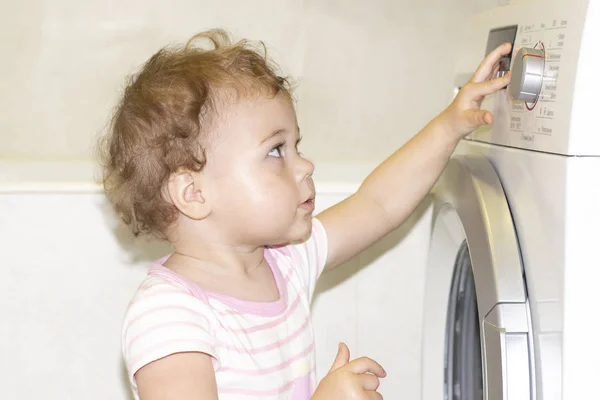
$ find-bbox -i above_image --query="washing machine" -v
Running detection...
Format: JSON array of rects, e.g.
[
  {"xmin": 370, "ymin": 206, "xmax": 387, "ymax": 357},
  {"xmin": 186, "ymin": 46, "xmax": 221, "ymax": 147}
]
[{"xmin": 421, "ymin": 1, "xmax": 600, "ymax": 399}]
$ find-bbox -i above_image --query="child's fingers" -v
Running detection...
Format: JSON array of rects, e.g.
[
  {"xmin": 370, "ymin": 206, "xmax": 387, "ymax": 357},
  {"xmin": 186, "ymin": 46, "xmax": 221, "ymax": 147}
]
[
  {"xmin": 359, "ymin": 373, "xmax": 381, "ymax": 391},
  {"xmin": 464, "ymin": 109, "xmax": 492, "ymax": 127},
  {"xmin": 347, "ymin": 357, "xmax": 387, "ymax": 377},
  {"xmin": 465, "ymin": 72, "xmax": 511, "ymax": 99},
  {"xmin": 328, "ymin": 342, "xmax": 350, "ymax": 373},
  {"xmin": 471, "ymin": 42, "xmax": 512, "ymax": 83},
  {"xmin": 489, "ymin": 63, "xmax": 500, "ymax": 81},
  {"xmin": 367, "ymin": 392, "xmax": 384, "ymax": 400}
]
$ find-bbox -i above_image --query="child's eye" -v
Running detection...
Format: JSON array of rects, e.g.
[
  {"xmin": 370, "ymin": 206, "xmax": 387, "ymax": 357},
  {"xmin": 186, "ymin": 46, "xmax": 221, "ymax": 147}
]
[
  {"xmin": 268, "ymin": 144, "xmax": 283, "ymax": 158},
  {"xmin": 295, "ymin": 135, "xmax": 303, "ymax": 156}
]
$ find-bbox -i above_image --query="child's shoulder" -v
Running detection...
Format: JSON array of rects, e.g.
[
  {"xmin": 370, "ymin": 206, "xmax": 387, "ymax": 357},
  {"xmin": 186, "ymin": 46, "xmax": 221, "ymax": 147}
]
[
  {"xmin": 131, "ymin": 273, "xmax": 191, "ymax": 302},
  {"xmin": 121, "ymin": 265, "xmax": 220, "ymax": 378},
  {"xmin": 124, "ymin": 263, "xmax": 212, "ymax": 320}
]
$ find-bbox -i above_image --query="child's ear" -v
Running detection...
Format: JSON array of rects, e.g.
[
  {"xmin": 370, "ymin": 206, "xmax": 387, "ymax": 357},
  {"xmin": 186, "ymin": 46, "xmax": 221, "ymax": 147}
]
[{"xmin": 166, "ymin": 170, "xmax": 210, "ymax": 220}]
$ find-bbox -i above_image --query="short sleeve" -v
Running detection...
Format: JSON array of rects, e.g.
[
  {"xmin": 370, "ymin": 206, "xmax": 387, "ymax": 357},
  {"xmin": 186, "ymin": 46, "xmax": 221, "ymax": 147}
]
[
  {"xmin": 287, "ymin": 217, "xmax": 329, "ymax": 300},
  {"xmin": 121, "ymin": 278, "xmax": 218, "ymax": 390}
]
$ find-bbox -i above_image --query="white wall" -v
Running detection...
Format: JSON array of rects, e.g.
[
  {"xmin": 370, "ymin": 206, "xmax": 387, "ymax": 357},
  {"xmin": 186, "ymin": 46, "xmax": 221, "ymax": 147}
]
[
  {"xmin": 0, "ymin": 175, "xmax": 431, "ymax": 400},
  {"xmin": 1, "ymin": 0, "xmax": 497, "ymax": 163},
  {"xmin": 0, "ymin": 0, "xmax": 503, "ymax": 398},
  {"xmin": 311, "ymin": 190, "xmax": 433, "ymax": 399}
]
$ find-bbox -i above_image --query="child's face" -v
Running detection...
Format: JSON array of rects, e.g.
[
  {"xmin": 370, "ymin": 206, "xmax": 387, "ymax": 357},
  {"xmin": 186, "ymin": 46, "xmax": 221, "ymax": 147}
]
[{"xmin": 202, "ymin": 92, "xmax": 315, "ymax": 246}]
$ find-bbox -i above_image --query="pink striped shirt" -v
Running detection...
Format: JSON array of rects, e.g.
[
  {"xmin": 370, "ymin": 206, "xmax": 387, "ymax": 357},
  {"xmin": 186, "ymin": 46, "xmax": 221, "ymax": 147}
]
[{"xmin": 122, "ymin": 218, "xmax": 328, "ymax": 399}]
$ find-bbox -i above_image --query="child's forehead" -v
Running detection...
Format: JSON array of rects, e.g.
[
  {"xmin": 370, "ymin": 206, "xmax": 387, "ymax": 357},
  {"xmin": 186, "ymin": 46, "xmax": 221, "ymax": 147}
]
[
  {"xmin": 204, "ymin": 95, "xmax": 296, "ymax": 154},
  {"xmin": 216, "ymin": 91, "xmax": 296, "ymax": 131}
]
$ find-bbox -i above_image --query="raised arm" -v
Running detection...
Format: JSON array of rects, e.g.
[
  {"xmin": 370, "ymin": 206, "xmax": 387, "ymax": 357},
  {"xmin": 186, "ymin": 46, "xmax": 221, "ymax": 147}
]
[{"xmin": 317, "ymin": 42, "xmax": 512, "ymax": 270}]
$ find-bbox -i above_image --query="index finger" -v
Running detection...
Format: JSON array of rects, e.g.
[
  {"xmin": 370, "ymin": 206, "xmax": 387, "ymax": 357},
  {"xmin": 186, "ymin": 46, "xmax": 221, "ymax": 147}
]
[
  {"xmin": 347, "ymin": 357, "xmax": 387, "ymax": 377},
  {"xmin": 471, "ymin": 42, "xmax": 513, "ymax": 83}
]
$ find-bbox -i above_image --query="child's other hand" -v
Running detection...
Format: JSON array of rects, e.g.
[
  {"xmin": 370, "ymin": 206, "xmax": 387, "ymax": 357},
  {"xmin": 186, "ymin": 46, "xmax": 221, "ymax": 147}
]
[
  {"xmin": 439, "ymin": 42, "xmax": 513, "ymax": 142},
  {"xmin": 312, "ymin": 342, "xmax": 386, "ymax": 400}
]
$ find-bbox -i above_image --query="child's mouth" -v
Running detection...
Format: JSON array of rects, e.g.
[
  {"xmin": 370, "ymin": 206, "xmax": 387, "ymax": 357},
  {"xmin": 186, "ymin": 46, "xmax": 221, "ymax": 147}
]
[{"xmin": 300, "ymin": 198, "xmax": 315, "ymax": 211}]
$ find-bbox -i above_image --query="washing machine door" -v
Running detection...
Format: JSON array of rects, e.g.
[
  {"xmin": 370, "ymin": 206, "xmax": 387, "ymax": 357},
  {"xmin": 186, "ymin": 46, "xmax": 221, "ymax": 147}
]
[{"xmin": 422, "ymin": 155, "xmax": 535, "ymax": 400}]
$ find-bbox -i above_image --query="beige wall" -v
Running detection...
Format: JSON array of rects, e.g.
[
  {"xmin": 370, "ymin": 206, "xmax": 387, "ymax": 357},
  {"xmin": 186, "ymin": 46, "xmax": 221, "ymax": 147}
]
[{"xmin": 0, "ymin": 0, "xmax": 498, "ymax": 164}]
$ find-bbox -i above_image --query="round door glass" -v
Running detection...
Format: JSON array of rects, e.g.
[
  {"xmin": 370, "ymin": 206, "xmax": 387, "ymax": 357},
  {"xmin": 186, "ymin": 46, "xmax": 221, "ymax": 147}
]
[{"xmin": 444, "ymin": 241, "xmax": 483, "ymax": 400}]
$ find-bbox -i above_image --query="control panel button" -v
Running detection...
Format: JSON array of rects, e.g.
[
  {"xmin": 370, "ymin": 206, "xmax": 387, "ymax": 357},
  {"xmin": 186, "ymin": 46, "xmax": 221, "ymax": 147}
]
[{"xmin": 509, "ymin": 47, "xmax": 545, "ymax": 103}]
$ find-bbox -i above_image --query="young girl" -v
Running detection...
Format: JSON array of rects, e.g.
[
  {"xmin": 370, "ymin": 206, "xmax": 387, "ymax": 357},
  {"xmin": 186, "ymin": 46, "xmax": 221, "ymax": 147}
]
[{"xmin": 99, "ymin": 29, "xmax": 511, "ymax": 400}]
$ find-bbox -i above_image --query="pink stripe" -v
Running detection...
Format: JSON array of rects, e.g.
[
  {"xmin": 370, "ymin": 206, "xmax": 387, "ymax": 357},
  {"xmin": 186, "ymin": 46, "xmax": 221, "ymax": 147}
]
[
  {"xmin": 128, "ymin": 304, "xmax": 209, "ymax": 327},
  {"xmin": 229, "ymin": 291, "xmax": 304, "ymax": 334},
  {"xmin": 129, "ymin": 337, "xmax": 215, "ymax": 370},
  {"xmin": 217, "ymin": 316, "xmax": 311, "ymax": 354},
  {"xmin": 127, "ymin": 320, "xmax": 208, "ymax": 349},
  {"xmin": 279, "ymin": 255, "xmax": 296, "ymax": 281},
  {"xmin": 269, "ymin": 245, "xmax": 292, "ymax": 258},
  {"xmin": 218, "ymin": 366, "xmax": 316, "ymax": 396},
  {"xmin": 218, "ymin": 342, "xmax": 314, "ymax": 375},
  {"xmin": 135, "ymin": 288, "xmax": 188, "ymax": 299}
]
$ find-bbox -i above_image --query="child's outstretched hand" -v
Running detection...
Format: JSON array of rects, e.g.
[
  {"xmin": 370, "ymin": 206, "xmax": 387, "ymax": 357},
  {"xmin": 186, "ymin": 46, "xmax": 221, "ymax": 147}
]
[
  {"xmin": 439, "ymin": 42, "xmax": 513, "ymax": 141},
  {"xmin": 312, "ymin": 342, "xmax": 386, "ymax": 400}
]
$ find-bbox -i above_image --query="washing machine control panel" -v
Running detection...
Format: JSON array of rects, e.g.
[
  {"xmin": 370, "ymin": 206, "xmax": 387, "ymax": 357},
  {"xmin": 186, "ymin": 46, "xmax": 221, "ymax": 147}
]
[
  {"xmin": 505, "ymin": 22, "xmax": 564, "ymax": 143},
  {"xmin": 461, "ymin": 0, "xmax": 598, "ymax": 155}
]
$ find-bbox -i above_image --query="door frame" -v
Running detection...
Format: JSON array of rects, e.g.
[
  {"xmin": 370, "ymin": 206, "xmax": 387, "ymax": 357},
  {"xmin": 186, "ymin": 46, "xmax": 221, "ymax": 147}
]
[{"xmin": 421, "ymin": 155, "xmax": 536, "ymax": 400}]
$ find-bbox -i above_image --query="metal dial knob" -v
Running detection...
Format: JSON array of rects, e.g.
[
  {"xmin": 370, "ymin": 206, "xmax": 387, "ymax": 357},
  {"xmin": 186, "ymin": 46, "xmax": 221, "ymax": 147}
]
[{"xmin": 509, "ymin": 47, "xmax": 545, "ymax": 103}]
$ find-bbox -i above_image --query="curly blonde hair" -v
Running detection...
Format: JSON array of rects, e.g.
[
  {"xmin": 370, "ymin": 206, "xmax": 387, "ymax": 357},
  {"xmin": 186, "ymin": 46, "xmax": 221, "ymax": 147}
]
[{"xmin": 98, "ymin": 29, "xmax": 293, "ymax": 239}]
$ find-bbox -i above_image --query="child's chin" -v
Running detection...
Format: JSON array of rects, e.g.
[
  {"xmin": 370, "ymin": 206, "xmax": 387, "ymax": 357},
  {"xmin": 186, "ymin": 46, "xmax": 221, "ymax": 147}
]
[
  {"xmin": 277, "ymin": 220, "xmax": 312, "ymax": 245},
  {"xmin": 293, "ymin": 220, "xmax": 313, "ymax": 241}
]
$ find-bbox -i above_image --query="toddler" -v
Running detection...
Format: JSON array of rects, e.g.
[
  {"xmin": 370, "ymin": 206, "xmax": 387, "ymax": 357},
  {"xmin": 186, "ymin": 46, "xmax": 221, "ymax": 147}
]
[{"xmin": 99, "ymin": 29, "xmax": 511, "ymax": 400}]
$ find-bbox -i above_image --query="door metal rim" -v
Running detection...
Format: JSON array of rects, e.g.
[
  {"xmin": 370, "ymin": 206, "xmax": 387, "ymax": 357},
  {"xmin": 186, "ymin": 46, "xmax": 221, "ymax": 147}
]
[
  {"xmin": 427, "ymin": 154, "xmax": 536, "ymax": 400},
  {"xmin": 432, "ymin": 155, "xmax": 526, "ymax": 317}
]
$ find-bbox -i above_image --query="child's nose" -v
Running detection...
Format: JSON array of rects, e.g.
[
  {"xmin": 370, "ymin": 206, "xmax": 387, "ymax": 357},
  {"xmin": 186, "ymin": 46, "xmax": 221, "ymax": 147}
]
[{"xmin": 297, "ymin": 156, "xmax": 314, "ymax": 181}]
